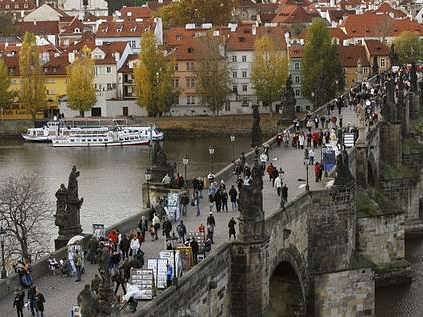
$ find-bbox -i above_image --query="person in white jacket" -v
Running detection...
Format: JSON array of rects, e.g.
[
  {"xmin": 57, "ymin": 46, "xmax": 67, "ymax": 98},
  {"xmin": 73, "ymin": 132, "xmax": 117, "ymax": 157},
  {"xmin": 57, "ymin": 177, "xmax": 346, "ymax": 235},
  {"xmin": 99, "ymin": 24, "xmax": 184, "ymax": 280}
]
[
  {"xmin": 274, "ymin": 175, "xmax": 282, "ymax": 196},
  {"xmin": 130, "ymin": 236, "xmax": 140, "ymax": 258}
]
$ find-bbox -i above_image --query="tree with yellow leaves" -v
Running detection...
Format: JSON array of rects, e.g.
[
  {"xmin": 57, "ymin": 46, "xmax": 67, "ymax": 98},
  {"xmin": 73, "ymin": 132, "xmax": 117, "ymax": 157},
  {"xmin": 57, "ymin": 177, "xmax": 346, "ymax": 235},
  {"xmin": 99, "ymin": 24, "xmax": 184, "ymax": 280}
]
[
  {"xmin": 195, "ymin": 33, "xmax": 230, "ymax": 115},
  {"xmin": 134, "ymin": 31, "xmax": 176, "ymax": 116},
  {"xmin": 66, "ymin": 47, "xmax": 96, "ymax": 117},
  {"xmin": 394, "ymin": 31, "xmax": 422, "ymax": 65},
  {"xmin": 0, "ymin": 57, "xmax": 16, "ymax": 113},
  {"xmin": 19, "ymin": 32, "xmax": 47, "ymax": 124},
  {"xmin": 251, "ymin": 36, "xmax": 288, "ymax": 112}
]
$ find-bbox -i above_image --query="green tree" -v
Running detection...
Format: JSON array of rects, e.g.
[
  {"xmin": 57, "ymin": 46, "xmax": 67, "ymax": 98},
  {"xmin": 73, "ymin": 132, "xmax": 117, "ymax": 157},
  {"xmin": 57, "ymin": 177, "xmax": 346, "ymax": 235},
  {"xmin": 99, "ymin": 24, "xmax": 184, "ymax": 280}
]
[
  {"xmin": 0, "ymin": 58, "xmax": 15, "ymax": 113},
  {"xmin": 302, "ymin": 19, "xmax": 344, "ymax": 108},
  {"xmin": 134, "ymin": 31, "xmax": 175, "ymax": 117},
  {"xmin": 394, "ymin": 31, "xmax": 422, "ymax": 65},
  {"xmin": 389, "ymin": 43, "xmax": 399, "ymax": 66},
  {"xmin": 19, "ymin": 32, "xmax": 47, "ymax": 124},
  {"xmin": 195, "ymin": 33, "xmax": 230, "ymax": 115},
  {"xmin": 0, "ymin": 13, "xmax": 16, "ymax": 37},
  {"xmin": 251, "ymin": 36, "xmax": 288, "ymax": 112},
  {"xmin": 66, "ymin": 47, "xmax": 96, "ymax": 117},
  {"xmin": 157, "ymin": 0, "xmax": 235, "ymax": 27}
]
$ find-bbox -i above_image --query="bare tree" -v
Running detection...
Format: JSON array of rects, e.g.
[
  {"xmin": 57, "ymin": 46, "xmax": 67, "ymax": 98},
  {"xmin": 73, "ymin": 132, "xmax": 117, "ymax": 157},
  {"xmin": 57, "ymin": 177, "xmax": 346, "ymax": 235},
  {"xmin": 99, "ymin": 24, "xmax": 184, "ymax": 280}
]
[{"xmin": 0, "ymin": 175, "xmax": 52, "ymax": 262}]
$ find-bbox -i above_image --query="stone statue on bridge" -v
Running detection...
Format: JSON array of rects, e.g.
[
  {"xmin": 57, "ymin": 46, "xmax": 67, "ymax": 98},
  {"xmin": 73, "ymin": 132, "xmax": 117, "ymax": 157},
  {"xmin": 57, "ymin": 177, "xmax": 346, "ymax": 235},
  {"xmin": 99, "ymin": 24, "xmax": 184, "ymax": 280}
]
[
  {"xmin": 251, "ymin": 104, "xmax": 263, "ymax": 148},
  {"xmin": 54, "ymin": 166, "xmax": 83, "ymax": 250},
  {"xmin": 334, "ymin": 150, "xmax": 354, "ymax": 186},
  {"xmin": 238, "ymin": 147, "xmax": 265, "ymax": 229},
  {"xmin": 150, "ymin": 141, "xmax": 175, "ymax": 183}
]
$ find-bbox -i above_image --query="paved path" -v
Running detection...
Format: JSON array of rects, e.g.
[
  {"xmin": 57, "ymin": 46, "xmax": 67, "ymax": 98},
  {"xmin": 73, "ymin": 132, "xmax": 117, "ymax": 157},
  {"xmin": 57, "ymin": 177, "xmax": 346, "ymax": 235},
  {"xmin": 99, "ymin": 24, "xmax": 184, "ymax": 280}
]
[{"xmin": 0, "ymin": 107, "xmax": 358, "ymax": 316}]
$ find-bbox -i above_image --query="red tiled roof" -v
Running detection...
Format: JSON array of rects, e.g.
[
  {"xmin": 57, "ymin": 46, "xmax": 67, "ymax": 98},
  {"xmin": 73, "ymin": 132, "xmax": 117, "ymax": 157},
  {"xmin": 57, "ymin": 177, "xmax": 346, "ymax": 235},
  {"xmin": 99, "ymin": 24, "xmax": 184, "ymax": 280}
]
[
  {"xmin": 329, "ymin": 27, "xmax": 348, "ymax": 41},
  {"xmin": 118, "ymin": 53, "xmax": 138, "ymax": 73},
  {"xmin": 364, "ymin": 39, "xmax": 389, "ymax": 56},
  {"xmin": 43, "ymin": 54, "xmax": 69, "ymax": 75},
  {"xmin": 257, "ymin": 2, "xmax": 279, "ymax": 14},
  {"xmin": 340, "ymin": 12, "xmax": 423, "ymax": 38},
  {"xmin": 0, "ymin": 0, "xmax": 35, "ymax": 11},
  {"xmin": 273, "ymin": 4, "xmax": 314, "ymax": 24},
  {"xmin": 289, "ymin": 45, "xmax": 304, "ymax": 58},
  {"xmin": 337, "ymin": 45, "xmax": 370, "ymax": 68},
  {"xmin": 374, "ymin": 2, "xmax": 407, "ymax": 19},
  {"xmin": 256, "ymin": 26, "xmax": 287, "ymax": 50},
  {"xmin": 16, "ymin": 21, "xmax": 59, "ymax": 35},
  {"xmin": 3, "ymin": 55, "xmax": 20, "ymax": 75},
  {"xmin": 96, "ymin": 20, "xmax": 154, "ymax": 37},
  {"xmin": 226, "ymin": 25, "xmax": 256, "ymax": 51},
  {"xmin": 60, "ymin": 16, "xmax": 84, "ymax": 35}
]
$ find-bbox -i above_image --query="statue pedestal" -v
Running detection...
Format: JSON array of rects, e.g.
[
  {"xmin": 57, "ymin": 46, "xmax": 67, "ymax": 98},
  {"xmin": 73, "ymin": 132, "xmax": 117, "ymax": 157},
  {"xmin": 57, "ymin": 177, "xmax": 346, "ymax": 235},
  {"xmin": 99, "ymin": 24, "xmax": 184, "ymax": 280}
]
[{"xmin": 54, "ymin": 225, "xmax": 82, "ymax": 250}]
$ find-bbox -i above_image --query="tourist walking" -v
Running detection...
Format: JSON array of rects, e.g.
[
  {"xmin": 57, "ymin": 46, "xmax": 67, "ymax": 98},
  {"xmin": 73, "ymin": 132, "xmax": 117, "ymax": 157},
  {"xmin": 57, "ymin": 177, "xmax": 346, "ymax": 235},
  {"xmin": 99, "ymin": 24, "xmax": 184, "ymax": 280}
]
[
  {"xmin": 190, "ymin": 238, "xmax": 199, "ymax": 265},
  {"xmin": 28, "ymin": 285, "xmax": 36, "ymax": 316},
  {"xmin": 74, "ymin": 250, "xmax": 82, "ymax": 282},
  {"xmin": 177, "ymin": 220, "xmax": 187, "ymax": 243},
  {"xmin": 275, "ymin": 174, "xmax": 282, "ymax": 196},
  {"xmin": 207, "ymin": 212, "xmax": 216, "ymax": 244},
  {"xmin": 309, "ymin": 149, "xmax": 315, "ymax": 166},
  {"xmin": 221, "ymin": 189, "xmax": 228, "ymax": 212},
  {"xmin": 152, "ymin": 213, "xmax": 160, "ymax": 240},
  {"xmin": 130, "ymin": 235, "xmax": 140, "ymax": 258},
  {"xmin": 113, "ymin": 264, "xmax": 127, "ymax": 295},
  {"xmin": 228, "ymin": 217, "xmax": 237, "ymax": 240},
  {"xmin": 282, "ymin": 184, "xmax": 288, "ymax": 206},
  {"xmin": 119, "ymin": 234, "xmax": 130, "ymax": 260},
  {"xmin": 229, "ymin": 185, "xmax": 238, "ymax": 211},
  {"xmin": 35, "ymin": 288, "xmax": 45, "ymax": 317},
  {"xmin": 12, "ymin": 288, "xmax": 24, "ymax": 317},
  {"xmin": 162, "ymin": 217, "xmax": 172, "ymax": 239},
  {"xmin": 138, "ymin": 216, "xmax": 148, "ymax": 238}
]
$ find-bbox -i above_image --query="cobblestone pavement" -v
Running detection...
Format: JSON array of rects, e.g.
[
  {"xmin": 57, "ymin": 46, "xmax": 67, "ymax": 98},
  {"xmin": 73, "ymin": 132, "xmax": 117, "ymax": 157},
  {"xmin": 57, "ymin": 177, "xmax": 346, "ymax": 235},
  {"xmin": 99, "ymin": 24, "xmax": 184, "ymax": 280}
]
[{"xmin": 0, "ymin": 108, "xmax": 357, "ymax": 316}]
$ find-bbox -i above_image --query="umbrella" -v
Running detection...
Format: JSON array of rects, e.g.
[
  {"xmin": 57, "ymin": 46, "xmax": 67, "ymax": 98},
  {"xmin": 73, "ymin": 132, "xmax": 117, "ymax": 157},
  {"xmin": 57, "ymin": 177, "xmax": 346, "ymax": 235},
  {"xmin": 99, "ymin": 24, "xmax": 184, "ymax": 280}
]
[{"xmin": 67, "ymin": 235, "xmax": 85, "ymax": 246}]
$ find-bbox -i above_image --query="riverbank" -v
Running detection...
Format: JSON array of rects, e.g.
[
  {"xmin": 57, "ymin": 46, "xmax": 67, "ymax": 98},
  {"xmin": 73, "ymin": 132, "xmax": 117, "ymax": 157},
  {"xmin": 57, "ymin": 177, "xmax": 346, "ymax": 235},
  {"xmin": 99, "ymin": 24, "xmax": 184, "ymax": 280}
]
[{"xmin": 0, "ymin": 114, "xmax": 285, "ymax": 137}]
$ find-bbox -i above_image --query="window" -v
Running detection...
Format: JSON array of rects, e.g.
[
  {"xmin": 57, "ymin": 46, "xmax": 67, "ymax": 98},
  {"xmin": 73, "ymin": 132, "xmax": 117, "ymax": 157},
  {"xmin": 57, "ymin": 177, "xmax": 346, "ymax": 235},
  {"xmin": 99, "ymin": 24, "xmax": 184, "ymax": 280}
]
[
  {"xmin": 295, "ymin": 76, "xmax": 300, "ymax": 83},
  {"xmin": 232, "ymin": 71, "xmax": 237, "ymax": 78},
  {"xmin": 186, "ymin": 62, "xmax": 194, "ymax": 71},
  {"xmin": 174, "ymin": 63, "xmax": 179, "ymax": 71},
  {"xmin": 232, "ymin": 56, "xmax": 237, "ymax": 62},
  {"xmin": 176, "ymin": 34, "xmax": 182, "ymax": 41},
  {"xmin": 107, "ymin": 83, "xmax": 113, "ymax": 90},
  {"xmin": 380, "ymin": 58, "xmax": 385, "ymax": 67},
  {"xmin": 294, "ymin": 62, "xmax": 300, "ymax": 71},
  {"xmin": 173, "ymin": 78, "xmax": 179, "ymax": 88},
  {"xmin": 242, "ymin": 84, "xmax": 248, "ymax": 92},
  {"xmin": 242, "ymin": 56, "xmax": 247, "ymax": 62},
  {"xmin": 232, "ymin": 85, "xmax": 238, "ymax": 94},
  {"xmin": 242, "ymin": 97, "xmax": 248, "ymax": 107},
  {"xmin": 106, "ymin": 66, "xmax": 111, "ymax": 73},
  {"xmin": 130, "ymin": 40, "xmax": 136, "ymax": 48},
  {"xmin": 295, "ymin": 89, "xmax": 300, "ymax": 96},
  {"xmin": 242, "ymin": 71, "xmax": 247, "ymax": 78},
  {"xmin": 187, "ymin": 96, "xmax": 196, "ymax": 105},
  {"xmin": 74, "ymin": 28, "xmax": 80, "ymax": 33}
]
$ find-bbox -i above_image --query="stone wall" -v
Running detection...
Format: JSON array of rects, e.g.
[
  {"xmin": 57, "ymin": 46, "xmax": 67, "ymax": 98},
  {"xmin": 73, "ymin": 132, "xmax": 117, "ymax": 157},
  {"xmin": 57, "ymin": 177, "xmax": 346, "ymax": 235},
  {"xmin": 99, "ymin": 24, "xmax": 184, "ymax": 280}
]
[
  {"xmin": 0, "ymin": 119, "xmax": 33, "ymax": 136},
  {"xmin": 307, "ymin": 187, "xmax": 356, "ymax": 274},
  {"xmin": 135, "ymin": 242, "xmax": 232, "ymax": 317},
  {"xmin": 357, "ymin": 213, "xmax": 405, "ymax": 265},
  {"xmin": 380, "ymin": 122, "xmax": 402, "ymax": 168},
  {"xmin": 314, "ymin": 268, "xmax": 375, "ymax": 317}
]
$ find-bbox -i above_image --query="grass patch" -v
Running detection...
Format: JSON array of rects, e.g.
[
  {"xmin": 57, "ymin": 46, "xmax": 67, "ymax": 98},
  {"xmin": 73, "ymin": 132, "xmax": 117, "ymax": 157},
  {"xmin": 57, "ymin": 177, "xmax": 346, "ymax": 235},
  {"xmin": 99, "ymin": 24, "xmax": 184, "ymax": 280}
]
[
  {"xmin": 356, "ymin": 189, "xmax": 402, "ymax": 217},
  {"xmin": 374, "ymin": 259, "xmax": 410, "ymax": 274},
  {"xmin": 382, "ymin": 164, "xmax": 416, "ymax": 180}
]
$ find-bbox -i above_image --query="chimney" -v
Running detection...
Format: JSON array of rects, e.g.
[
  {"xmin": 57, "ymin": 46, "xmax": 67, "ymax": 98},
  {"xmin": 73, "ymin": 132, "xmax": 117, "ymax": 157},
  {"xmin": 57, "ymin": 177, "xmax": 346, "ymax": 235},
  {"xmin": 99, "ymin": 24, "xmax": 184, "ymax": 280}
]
[
  {"xmin": 68, "ymin": 52, "xmax": 75, "ymax": 64},
  {"xmin": 114, "ymin": 52, "xmax": 120, "ymax": 62},
  {"xmin": 252, "ymin": 24, "xmax": 256, "ymax": 35}
]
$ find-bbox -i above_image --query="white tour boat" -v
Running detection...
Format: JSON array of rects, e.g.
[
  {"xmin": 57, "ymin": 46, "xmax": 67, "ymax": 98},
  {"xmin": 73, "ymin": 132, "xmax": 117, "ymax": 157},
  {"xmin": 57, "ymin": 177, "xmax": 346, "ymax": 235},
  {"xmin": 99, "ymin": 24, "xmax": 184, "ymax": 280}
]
[
  {"xmin": 21, "ymin": 121, "xmax": 61, "ymax": 142},
  {"xmin": 52, "ymin": 126, "xmax": 150, "ymax": 147},
  {"xmin": 116, "ymin": 126, "xmax": 164, "ymax": 141}
]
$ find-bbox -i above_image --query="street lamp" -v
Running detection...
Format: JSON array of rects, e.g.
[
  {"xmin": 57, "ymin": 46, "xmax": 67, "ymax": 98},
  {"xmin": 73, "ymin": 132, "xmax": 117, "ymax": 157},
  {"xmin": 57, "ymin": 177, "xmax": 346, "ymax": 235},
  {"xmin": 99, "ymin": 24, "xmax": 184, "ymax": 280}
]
[
  {"xmin": 311, "ymin": 91, "xmax": 315, "ymax": 109},
  {"xmin": 208, "ymin": 146, "xmax": 215, "ymax": 173},
  {"xmin": 0, "ymin": 224, "xmax": 6, "ymax": 279},
  {"xmin": 144, "ymin": 168, "xmax": 151, "ymax": 208},
  {"xmin": 230, "ymin": 135, "xmax": 235, "ymax": 162},
  {"xmin": 182, "ymin": 155, "xmax": 189, "ymax": 188},
  {"xmin": 297, "ymin": 163, "xmax": 310, "ymax": 192}
]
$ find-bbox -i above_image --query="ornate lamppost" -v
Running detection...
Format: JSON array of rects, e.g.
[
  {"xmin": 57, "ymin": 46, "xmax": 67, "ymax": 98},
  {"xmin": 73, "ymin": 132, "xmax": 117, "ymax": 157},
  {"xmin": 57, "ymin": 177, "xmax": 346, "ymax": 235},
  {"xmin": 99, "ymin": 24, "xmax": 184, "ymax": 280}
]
[
  {"xmin": 182, "ymin": 155, "xmax": 189, "ymax": 188},
  {"xmin": 230, "ymin": 135, "xmax": 236, "ymax": 162},
  {"xmin": 208, "ymin": 146, "xmax": 215, "ymax": 173},
  {"xmin": 145, "ymin": 168, "xmax": 152, "ymax": 208}
]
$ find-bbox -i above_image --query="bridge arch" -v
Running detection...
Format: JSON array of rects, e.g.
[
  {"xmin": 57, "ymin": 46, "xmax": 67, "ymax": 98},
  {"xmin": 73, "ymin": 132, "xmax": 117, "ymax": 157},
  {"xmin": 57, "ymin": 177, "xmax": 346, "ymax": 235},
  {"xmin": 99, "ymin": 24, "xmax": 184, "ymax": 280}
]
[{"xmin": 267, "ymin": 246, "xmax": 311, "ymax": 316}]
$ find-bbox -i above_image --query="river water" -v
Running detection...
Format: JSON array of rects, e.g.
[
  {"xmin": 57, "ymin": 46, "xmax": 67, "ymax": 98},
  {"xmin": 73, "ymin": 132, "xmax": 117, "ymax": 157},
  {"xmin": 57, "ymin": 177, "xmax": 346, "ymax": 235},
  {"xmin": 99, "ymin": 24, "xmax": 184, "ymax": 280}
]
[{"xmin": 0, "ymin": 135, "xmax": 250, "ymax": 242}]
